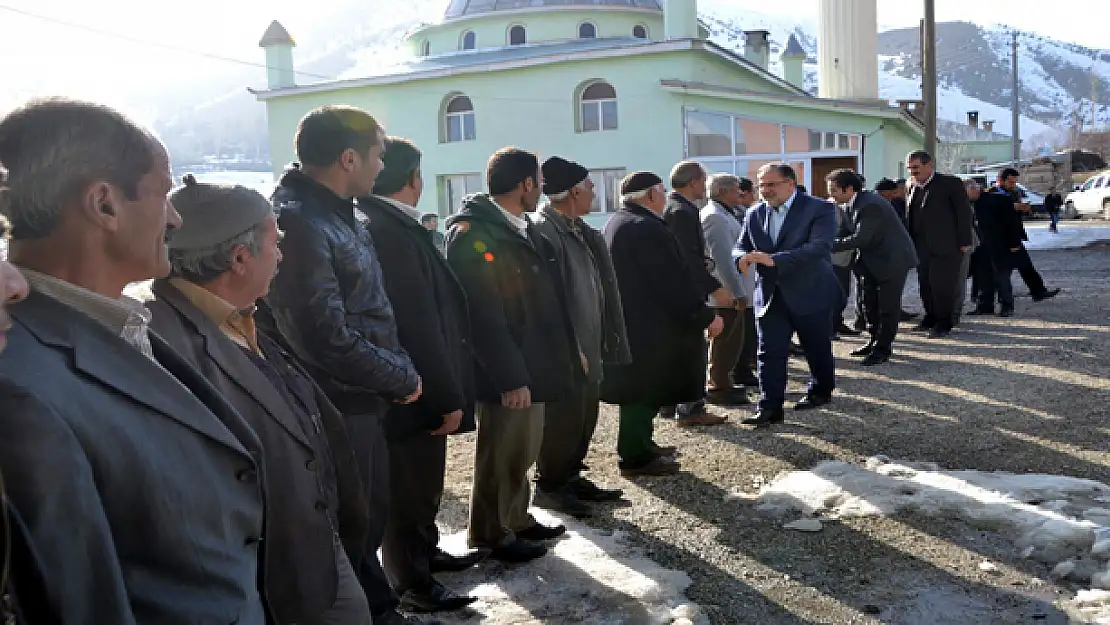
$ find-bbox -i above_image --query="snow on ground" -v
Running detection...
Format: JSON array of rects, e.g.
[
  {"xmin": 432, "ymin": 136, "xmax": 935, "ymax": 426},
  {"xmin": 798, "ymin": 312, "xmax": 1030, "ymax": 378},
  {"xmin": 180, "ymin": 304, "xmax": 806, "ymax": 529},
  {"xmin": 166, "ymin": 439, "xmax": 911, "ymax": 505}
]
[
  {"xmin": 746, "ymin": 456, "xmax": 1110, "ymax": 622},
  {"xmin": 434, "ymin": 508, "xmax": 706, "ymax": 625},
  {"xmin": 1025, "ymin": 223, "xmax": 1110, "ymax": 250}
]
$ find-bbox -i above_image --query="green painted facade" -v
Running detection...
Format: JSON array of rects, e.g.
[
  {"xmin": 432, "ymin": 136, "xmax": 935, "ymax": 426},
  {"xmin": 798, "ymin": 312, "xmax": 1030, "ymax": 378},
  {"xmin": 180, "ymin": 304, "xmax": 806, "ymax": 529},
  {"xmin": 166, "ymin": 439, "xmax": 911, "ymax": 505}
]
[{"xmin": 256, "ymin": 3, "xmax": 924, "ymax": 228}]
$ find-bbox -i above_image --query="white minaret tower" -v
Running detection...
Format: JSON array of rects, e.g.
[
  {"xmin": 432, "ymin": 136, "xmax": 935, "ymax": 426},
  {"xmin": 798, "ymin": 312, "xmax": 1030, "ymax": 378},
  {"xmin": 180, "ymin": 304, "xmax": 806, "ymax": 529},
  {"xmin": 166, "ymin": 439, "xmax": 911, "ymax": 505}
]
[
  {"xmin": 259, "ymin": 21, "xmax": 296, "ymax": 90},
  {"xmin": 816, "ymin": 0, "xmax": 879, "ymax": 101},
  {"xmin": 664, "ymin": 0, "xmax": 700, "ymax": 40}
]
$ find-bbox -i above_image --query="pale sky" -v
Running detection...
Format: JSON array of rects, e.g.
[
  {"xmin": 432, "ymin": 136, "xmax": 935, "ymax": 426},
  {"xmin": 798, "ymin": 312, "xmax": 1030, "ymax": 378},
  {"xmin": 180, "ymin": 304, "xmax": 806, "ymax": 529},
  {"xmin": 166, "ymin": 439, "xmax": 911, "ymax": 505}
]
[{"xmin": 0, "ymin": 0, "xmax": 1101, "ymax": 122}]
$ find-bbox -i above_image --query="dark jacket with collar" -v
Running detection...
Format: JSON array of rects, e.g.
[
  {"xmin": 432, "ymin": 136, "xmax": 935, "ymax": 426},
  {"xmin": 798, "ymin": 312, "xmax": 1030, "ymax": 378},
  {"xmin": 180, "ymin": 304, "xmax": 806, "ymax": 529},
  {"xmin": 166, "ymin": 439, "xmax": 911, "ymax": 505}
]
[
  {"xmin": 737, "ymin": 192, "xmax": 844, "ymax": 318},
  {"xmin": 144, "ymin": 279, "xmax": 371, "ymax": 625},
  {"xmin": 444, "ymin": 194, "xmax": 576, "ymax": 403},
  {"xmin": 664, "ymin": 192, "xmax": 722, "ymax": 298},
  {"xmin": 601, "ymin": 201, "xmax": 715, "ymax": 407},
  {"xmin": 907, "ymin": 173, "xmax": 975, "ymax": 256},
  {"xmin": 266, "ymin": 166, "xmax": 419, "ymax": 416},
  {"xmin": 531, "ymin": 204, "xmax": 631, "ymax": 385},
  {"xmin": 0, "ymin": 292, "xmax": 267, "ymax": 625},
  {"xmin": 357, "ymin": 194, "xmax": 476, "ymax": 439},
  {"xmin": 833, "ymin": 190, "xmax": 919, "ymax": 282},
  {"xmin": 973, "ymin": 191, "xmax": 1026, "ymax": 257},
  {"xmin": 2, "ymin": 486, "xmax": 61, "ymax": 625}
]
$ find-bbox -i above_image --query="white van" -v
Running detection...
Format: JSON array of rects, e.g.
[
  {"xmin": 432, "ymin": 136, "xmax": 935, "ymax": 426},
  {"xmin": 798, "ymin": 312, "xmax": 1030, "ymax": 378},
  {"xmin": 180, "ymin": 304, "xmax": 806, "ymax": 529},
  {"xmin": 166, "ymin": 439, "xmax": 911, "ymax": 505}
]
[{"xmin": 1064, "ymin": 172, "xmax": 1110, "ymax": 219}]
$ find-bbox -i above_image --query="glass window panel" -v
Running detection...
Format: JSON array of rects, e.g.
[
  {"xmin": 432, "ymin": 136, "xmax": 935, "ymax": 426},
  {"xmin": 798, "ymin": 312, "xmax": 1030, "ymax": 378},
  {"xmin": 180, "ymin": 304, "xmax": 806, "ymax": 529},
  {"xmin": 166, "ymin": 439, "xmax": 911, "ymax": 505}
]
[
  {"xmin": 838, "ymin": 134, "xmax": 850, "ymax": 150},
  {"xmin": 587, "ymin": 172, "xmax": 605, "ymax": 212},
  {"xmin": 735, "ymin": 118, "xmax": 781, "ymax": 155},
  {"xmin": 582, "ymin": 103, "xmax": 600, "ymax": 132},
  {"xmin": 633, "ymin": 25, "xmax": 647, "ymax": 38},
  {"xmin": 824, "ymin": 132, "xmax": 837, "ymax": 150},
  {"xmin": 465, "ymin": 174, "xmax": 483, "ymax": 194},
  {"xmin": 462, "ymin": 31, "xmax": 476, "ymax": 50},
  {"xmin": 463, "ymin": 113, "xmax": 476, "ymax": 140},
  {"xmin": 447, "ymin": 115, "xmax": 462, "ymax": 142},
  {"xmin": 686, "ymin": 111, "xmax": 732, "ymax": 157},
  {"xmin": 582, "ymin": 82, "xmax": 616, "ymax": 100},
  {"xmin": 791, "ymin": 160, "xmax": 808, "ymax": 195},
  {"xmin": 601, "ymin": 101, "xmax": 618, "ymax": 130},
  {"xmin": 579, "ymin": 23, "xmax": 596, "ymax": 38},
  {"xmin": 850, "ymin": 135, "xmax": 860, "ymax": 150},
  {"xmin": 510, "ymin": 26, "xmax": 526, "ymax": 45},
  {"xmin": 809, "ymin": 130, "xmax": 823, "ymax": 151}
]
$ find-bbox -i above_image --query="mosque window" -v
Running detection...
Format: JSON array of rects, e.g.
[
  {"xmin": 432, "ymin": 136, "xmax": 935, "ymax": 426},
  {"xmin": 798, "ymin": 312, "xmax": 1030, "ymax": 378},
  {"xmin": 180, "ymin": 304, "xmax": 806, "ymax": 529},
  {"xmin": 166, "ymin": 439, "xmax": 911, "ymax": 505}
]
[
  {"xmin": 444, "ymin": 95, "xmax": 476, "ymax": 143},
  {"xmin": 579, "ymin": 22, "xmax": 597, "ymax": 39},
  {"xmin": 421, "ymin": 40, "xmax": 430, "ymax": 56},
  {"xmin": 509, "ymin": 25, "xmax": 527, "ymax": 45},
  {"xmin": 580, "ymin": 81, "xmax": 618, "ymax": 132},
  {"xmin": 461, "ymin": 31, "xmax": 476, "ymax": 50},
  {"xmin": 633, "ymin": 25, "xmax": 648, "ymax": 39}
]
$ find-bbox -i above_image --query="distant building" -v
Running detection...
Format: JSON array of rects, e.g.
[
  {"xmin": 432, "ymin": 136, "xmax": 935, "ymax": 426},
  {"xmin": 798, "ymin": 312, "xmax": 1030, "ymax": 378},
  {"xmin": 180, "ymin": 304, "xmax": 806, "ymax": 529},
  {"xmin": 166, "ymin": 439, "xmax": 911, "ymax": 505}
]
[
  {"xmin": 250, "ymin": 0, "xmax": 924, "ymax": 224},
  {"xmin": 936, "ymin": 112, "xmax": 1016, "ymax": 174}
]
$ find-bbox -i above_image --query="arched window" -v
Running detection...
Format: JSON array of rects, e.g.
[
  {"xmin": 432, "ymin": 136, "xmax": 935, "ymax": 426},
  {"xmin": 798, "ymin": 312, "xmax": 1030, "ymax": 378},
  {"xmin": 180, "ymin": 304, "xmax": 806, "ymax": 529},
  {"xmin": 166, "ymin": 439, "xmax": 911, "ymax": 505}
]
[
  {"xmin": 444, "ymin": 95, "xmax": 476, "ymax": 143},
  {"xmin": 579, "ymin": 22, "xmax": 597, "ymax": 39},
  {"xmin": 633, "ymin": 24, "xmax": 648, "ymax": 39},
  {"xmin": 579, "ymin": 81, "xmax": 618, "ymax": 132},
  {"xmin": 461, "ymin": 30, "xmax": 476, "ymax": 50},
  {"xmin": 421, "ymin": 40, "xmax": 430, "ymax": 56},
  {"xmin": 508, "ymin": 25, "xmax": 526, "ymax": 45}
]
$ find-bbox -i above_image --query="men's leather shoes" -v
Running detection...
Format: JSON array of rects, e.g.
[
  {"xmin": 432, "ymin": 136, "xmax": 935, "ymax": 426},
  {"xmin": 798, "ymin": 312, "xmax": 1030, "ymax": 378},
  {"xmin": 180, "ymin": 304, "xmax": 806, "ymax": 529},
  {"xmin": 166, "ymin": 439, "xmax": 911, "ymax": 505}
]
[
  {"xmin": 400, "ymin": 580, "xmax": 477, "ymax": 613},
  {"xmin": 533, "ymin": 486, "xmax": 592, "ymax": 518},
  {"xmin": 861, "ymin": 352, "xmax": 890, "ymax": 366},
  {"xmin": 516, "ymin": 522, "xmax": 566, "ymax": 542},
  {"xmin": 620, "ymin": 456, "xmax": 680, "ymax": 477},
  {"xmin": 489, "ymin": 539, "xmax": 547, "ymax": 563},
  {"xmin": 741, "ymin": 409, "xmax": 785, "ymax": 427},
  {"xmin": 677, "ymin": 412, "xmax": 727, "ymax": 427},
  {"xmin": 837, "ymin": 323, "xmax": 862, "ymax": 336},
  {"xmin": 430, "ymin": 548, "xmax": 484, "ymax": 573},
  {"xmin": 794, "ymin": 392, "xmax": 831, "ymax": 410},
  {"xmin": 650, "ymin": 442, "xmax": 679, "ymax": 458},
  {"xmin": 569, "ymin": 477, "xmax": 624, "ymax": 502},
  {"xmin": 912, "ymin": 321, "xmax": 934, "ymax": 332},
  {"xmin": 1032, "ymin": 288, "xmax": 1061, "ymax": 302},
  {"xmin": 998, "ymin": 308, "xmax": 1014, "ymax": 317},
  {"xmin": 927, "ymin": 327, "xmax": 950, "ymax": 339},
  {"xmin": 968, "ymin": 308, "xmax": 993, "ymax": 316},
  {"xmin": 850, "ymin": 343, "xmax": 875, "ymax": 357},
  {"xmin": 705, "ymin": 387, "xmax": 751, "ymax": 406}
]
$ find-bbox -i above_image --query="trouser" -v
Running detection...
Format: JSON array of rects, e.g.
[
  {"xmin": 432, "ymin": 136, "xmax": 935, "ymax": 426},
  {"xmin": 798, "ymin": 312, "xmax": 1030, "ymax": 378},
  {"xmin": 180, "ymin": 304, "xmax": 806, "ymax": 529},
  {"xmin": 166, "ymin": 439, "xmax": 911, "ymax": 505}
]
[
  {"xmin": 344, "ymin": 412, "xmax": 397, "ymax": 617},
  {"xmin": 468, "ymin": 402, "xmax": 544, "ymax": 548},
  {"xmin": 952, "ymin": 249, "xmax": 972, "ymax": 325},
  {"xmin": 1049, "ymin": 212, "xmax": 1060, "ymax": 231},
  {"xmin": 853, "ymin": 270, "xmax": 867, "ymax": 328},
  {"xmin": 916, "ymin": 252, "xmax": 964, "ymax": 330},
  {"xmin": 310, "ymin": 536, "xmax": 373, "ymax": 625},
  {"xmin": 732, "ymin": 308, "xmax": 757, "ymax": 381},
  {"xmin": 537, "ymin": 382, "xmax": 600, "ymax": 491},
  {"xmin": 832, "ymin": 265, "xmax": 852, "ymax": 329},
  {"xmin": 707, "ymin": 307, "xmax": 746, "ymax": 391},
  {"xmin": 381, "ymin": 433, "xmax": 446, "ymax": 595},
  {"xmin": 1012, "ymin": 247, "xmax": 1049, "ymax": 297},
  {"xmin": 862, "ymin": 270, "xmax": 909, "ymax": 355},
  {"xmin": 755, "ymin": 294, "xmax": 835, "ymax": 411},
  {"xmin": 617, "ymin": 404, "xmax": 658, "ymax": 468},
  {"xmin": 976, "ymin": 250, "xmax": 1015, "ymax": 311}
]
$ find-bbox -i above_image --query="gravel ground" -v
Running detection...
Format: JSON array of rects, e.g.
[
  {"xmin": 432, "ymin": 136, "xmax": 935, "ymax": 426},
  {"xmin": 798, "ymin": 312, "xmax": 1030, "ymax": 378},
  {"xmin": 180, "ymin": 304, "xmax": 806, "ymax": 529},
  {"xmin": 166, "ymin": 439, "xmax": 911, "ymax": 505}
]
[{"xmin": 436, "ymin": 240, "xmax": 1110, "ymax": 625}]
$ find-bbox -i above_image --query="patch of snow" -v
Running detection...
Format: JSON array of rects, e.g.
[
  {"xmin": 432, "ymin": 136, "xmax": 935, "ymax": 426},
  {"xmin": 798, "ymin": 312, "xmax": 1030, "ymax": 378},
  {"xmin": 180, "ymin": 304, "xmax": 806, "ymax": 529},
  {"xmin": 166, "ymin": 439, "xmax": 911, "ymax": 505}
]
[
  {"xmin": 754, "ymin": 457, "xmax": 1110, "ymax": 623},
  {"xmin": 1024, "ymin": 224, "xmax": 1110, "ymax": 250},
  {"xmin": 784, "ymin": 518, "xmax": 824, "ymax": 532},
  {"xmin": 434, "ymin": 508, "xmax": 707, "ymax": 624}
]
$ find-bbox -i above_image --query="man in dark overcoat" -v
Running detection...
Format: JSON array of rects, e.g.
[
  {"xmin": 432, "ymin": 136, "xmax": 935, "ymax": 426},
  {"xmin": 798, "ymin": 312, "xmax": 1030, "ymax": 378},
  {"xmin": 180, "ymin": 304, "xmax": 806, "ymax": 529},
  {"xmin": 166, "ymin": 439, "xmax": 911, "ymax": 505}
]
[
  {"xmin": 601, "ymin": 172, "xmax": 724, "ymax": 477},
  {"xmin": 357, "ymin": 137, "xmax": 480, "ymax": 613}
]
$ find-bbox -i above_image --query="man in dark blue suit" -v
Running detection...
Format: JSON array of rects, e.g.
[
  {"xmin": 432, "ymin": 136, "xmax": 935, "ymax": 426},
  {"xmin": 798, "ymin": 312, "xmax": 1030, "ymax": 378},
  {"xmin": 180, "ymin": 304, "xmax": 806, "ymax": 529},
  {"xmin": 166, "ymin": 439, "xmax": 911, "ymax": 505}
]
[{"xmin": 734, "ymin": 163, "xmax": 844, "ymax": 427}]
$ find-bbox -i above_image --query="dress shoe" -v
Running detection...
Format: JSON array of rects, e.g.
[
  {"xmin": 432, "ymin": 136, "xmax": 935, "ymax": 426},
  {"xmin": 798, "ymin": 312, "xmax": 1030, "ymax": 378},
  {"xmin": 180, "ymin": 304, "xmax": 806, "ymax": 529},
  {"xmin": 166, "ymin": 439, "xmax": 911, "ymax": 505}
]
[
  {"xmin": 741, "ymin": 409, "xmax": 785, "ymax": 427},
  {"xmin": 620, "ymin": 456, "xmax": 680, "ymax": 477},
  {"xmin": 968, "ymin": 308, "xmax": 994, "ymax": 316},
  {"xmin": 794, "ymin": 392, "xmax": 831, "ymax": 410},
  {"xmin": 850, "ymin": 343, "xmax": 875, "ymax": 357},
  {"xmin": 400, "ymin": 581, "xmax": 477, "ymax": 613},
  {"xmin": 899, "ymin": 310, "xmax": 919, "ymax": 321},
  {"xmin": 430, "ymin": 548, "xmax": 484, "ymax": 573},
  {"xmin": 861, "ymin": 352, "xmax": 890, "ymax": 366},
  {"xmin": 705, "ymin": 387, "xmax": 751, "ymax": 406},
  {"xmin": 676, "ymin": 400, "xmax": 706, "ymax": 418},
  {"xmin": 837, "ymin": 323, "xmax": 863, "ymax": 336},
  {"xmin": 533, "ymin": 486, "xmax": 592, "ymax": 518},
  {"xmin": 516, "ymin": 522, "xmax": 566, "ymax": 542},
  {"xmin": 569, "ymin": 477, "xmax": 624, "ymax": 502},
  {"xmin": 650, "ymin": 442, "xmax": 679, "ymax": 458},
  {"xmin": 998, "ymin": 308, "xmax": 1014, "ymax": 317},
  {"xmin": 912, "ymin": 321, "xmax": 935, "ymax": 332},
  {"xmin": 489, "ymin": 539, "xmax": 547, "ymax": 563},
  {"xmin": 1032, "ymin": 288, "xmax": 1061, "ymax": 302},
  {"xmin": 677, "ymin": 412, "xmax": 727, "ymax": 427},
  {"xmin": 927, "ymin": 327, "xmax": 951, "ymax": 339}
]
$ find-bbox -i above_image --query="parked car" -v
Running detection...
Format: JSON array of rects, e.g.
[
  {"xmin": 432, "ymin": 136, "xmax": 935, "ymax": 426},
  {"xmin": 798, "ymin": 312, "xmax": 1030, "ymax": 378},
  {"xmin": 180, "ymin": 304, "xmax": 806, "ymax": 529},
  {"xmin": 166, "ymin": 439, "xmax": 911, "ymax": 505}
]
[{"xmin": 1064, "ymin": 172, "xmax": 1110, "ymax": 219}]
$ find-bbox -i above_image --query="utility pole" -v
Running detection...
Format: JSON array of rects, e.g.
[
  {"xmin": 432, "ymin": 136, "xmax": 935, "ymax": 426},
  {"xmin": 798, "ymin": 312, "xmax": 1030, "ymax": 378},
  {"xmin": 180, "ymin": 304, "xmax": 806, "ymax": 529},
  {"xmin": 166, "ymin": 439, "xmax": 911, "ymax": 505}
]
[
  {"xmin": 1011, "ymin": 32, "xmax": 1021, "ymax": 161},
  {"xmin": 923, "ymin": 0, "xmax": 937, "ymax": 157}
]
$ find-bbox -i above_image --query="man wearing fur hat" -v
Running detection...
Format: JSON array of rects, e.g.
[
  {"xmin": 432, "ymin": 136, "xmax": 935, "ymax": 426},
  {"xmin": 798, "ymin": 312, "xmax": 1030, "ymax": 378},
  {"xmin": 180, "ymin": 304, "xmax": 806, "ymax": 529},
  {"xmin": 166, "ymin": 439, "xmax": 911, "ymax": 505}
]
[
  {"xmin": 531, "ymin": 156, "xmax": 631, "ymax": 516},
  {"xmin": 601, "ymin": 172, "xmax": 723, "ymax": 477},
  {"xmin": 141, "ymin": 175, "xmax": 373, "ymax": 625}
]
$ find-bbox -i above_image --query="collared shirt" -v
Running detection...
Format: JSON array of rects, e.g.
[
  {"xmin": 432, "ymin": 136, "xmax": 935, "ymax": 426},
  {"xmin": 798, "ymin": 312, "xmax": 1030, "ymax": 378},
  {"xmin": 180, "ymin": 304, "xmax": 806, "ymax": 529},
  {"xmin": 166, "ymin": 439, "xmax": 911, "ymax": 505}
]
[
  {"xmin": 490, "ymin": 197, "xmax": 530, "ymax": 237},
  {"xmin": 20, "ymin": 268, "xmax": 155, "ymax": 359},
  {"xmin": 846, "ymin": 191, "xmax": 859, "ymax": 214},
  {"xmin": 767, "ymin": 190, "xmax": 798, "ymax": 242},
  {"xmin": 170, "ymin": 278, "xmax": 263, "ymax": 355},
  {"xmin": 377, "ymin": 195, "xmax": 423, "ymax": 224},
  {"xmin": 911, "ymin": 173, "xmax": 935, "ymax": 189}
]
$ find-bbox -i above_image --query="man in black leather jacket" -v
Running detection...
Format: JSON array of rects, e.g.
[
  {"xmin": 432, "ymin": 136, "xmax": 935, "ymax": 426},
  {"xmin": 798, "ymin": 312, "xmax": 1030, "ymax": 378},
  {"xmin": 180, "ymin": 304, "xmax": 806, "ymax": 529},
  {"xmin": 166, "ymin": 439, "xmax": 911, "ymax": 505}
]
[{"xmin": 265, "ymin": 105, "xmax": 422, "ymax": 625}]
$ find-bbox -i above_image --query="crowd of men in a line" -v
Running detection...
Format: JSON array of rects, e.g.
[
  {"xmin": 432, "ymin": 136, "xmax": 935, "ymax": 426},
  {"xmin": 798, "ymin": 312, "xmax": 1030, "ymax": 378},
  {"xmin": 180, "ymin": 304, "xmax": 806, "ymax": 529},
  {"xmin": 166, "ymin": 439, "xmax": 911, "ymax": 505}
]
[{"xmin": 0, "ymin": 98, "xmax": 1062, "ymax": 625}]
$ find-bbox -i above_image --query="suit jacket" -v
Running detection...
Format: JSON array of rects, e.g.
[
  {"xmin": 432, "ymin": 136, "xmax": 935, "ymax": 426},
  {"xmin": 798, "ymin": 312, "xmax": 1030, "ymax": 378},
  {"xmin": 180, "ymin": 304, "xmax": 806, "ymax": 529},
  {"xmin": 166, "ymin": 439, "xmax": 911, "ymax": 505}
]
[
  {"xmin": 665, "ymin": 192, "xmax": 722, "ymax": 298},
  {"xmin": 144, "ymin": 279, "xmax": 371, "ymax": 625},
  {"xmin": 907, "ymin": 173, "xmax": 974, "ymax": 256},
  {"xmin": 358, "ymin": 195, "xmax": 477, "ymax": 440},
  {"xmin": 735, "ymin": 192, "xmax": 844, "ymax": 318},
  {"xmin": 0, "ymin": 292, "xmax": 267, "ymax": 625},
  {"xmin": 973, "ymin": 191, "xmax": 1026, "ymax": 256},
  {"xmin": 701, "ymin": 200, "xmax": 748, "ymax": 305},
  {"xmin": 2, "ymin": 486, "xmax": 61, "ymax": 625},
  {"xmin": 833, "ymin": 190, "xmax": 919, "ymax": 282}
]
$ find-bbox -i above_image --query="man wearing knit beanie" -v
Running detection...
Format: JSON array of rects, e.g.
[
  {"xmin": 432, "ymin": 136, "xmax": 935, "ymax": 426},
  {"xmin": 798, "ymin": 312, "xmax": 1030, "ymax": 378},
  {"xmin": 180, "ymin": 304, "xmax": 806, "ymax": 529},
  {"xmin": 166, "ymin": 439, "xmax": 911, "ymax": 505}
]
[
  {"xmin": 141, "ymin": 174, "xmax": 374, "ymax": 625},
  {"xmin": 532, "ymin": 156, "xmax": 631, "ymax": 516}
]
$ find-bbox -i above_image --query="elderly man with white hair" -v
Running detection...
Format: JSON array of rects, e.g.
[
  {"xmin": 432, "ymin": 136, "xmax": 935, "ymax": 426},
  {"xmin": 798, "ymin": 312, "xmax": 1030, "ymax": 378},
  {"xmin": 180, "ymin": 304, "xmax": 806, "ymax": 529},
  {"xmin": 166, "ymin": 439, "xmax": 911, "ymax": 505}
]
[{"xmin": 531, "ymin": 156, "xmax": 631, "ymax": 516}]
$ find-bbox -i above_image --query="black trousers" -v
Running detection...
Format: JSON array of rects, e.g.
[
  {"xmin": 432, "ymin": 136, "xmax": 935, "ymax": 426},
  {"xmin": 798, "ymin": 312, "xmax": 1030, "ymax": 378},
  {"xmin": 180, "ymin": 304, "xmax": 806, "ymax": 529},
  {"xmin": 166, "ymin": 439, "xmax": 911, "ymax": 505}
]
[
  {"xmin": 1012, "ymin": 247, "xmax": 1048, "ymax": 296},
  {"xmin": 833, "ymin": 265, "xmax": 852, "ymax": 329},
  {"xmin": 732, "ymin": 308, "xmax": 758, "ymax": 382},
  {"xmin": 917, "ymin": 253, "xmax": 964, "ymax": 330},
  {"xmin": 344, "ymin": 411, "xmax": 397, "ymax": 617},
  {"xmin": 381, "ymin": 432, "xmax": 447, "ymax": 596},
  {"xmin": 537, "ymin": 382, "xmax": 601, "ymax": 490},
  {"xmin": 862, "ymin": 270, "xmax": 909, "ymax": 354},
  {"xmin": 974, "ymin": 248, "xmax": 1015, "ymax": 311}
]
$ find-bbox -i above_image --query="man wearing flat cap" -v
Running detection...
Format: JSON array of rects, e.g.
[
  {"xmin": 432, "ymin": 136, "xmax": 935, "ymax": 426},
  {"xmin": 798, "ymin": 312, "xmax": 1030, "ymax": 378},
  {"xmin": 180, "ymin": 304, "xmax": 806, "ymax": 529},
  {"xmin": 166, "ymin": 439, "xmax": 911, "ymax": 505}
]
[
  {"xmin": 140, "ymin": 175, "xmax": 374, "ymax": 625},
  {"xmin": 600, "ymin": 172, "xmax": 723, "ymax": 477},
  {"xmin": 531, "ymin": 156, "xmax": 631, "ymax": 517}
]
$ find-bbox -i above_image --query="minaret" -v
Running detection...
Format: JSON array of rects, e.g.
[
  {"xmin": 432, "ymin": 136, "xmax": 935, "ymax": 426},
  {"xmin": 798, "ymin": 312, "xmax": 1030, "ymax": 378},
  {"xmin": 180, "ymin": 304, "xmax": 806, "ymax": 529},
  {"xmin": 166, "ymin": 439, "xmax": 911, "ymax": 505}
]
[
  {"xmin": 781, "ymin": 34, "xmax": 807, "ymax": 90},
  {"xmin": 664, "ymin": 0, "xmax": 699, "ymax": 40},
  {"xmin": 259, "ymin": 21, "xmax": 296, "ymax": 90},
  {"xmin": 816, "ymin": 0, "xmax": 879, "ymax": 101}
]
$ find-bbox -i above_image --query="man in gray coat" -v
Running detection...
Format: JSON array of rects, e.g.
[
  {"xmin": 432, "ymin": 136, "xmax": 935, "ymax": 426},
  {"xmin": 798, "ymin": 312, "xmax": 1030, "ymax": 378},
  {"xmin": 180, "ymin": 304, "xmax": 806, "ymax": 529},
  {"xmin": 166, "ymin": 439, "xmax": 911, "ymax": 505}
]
[
  {"xmin": 532, "ymin": 156, "xmax": 631, "ymax": 517},
  {"xmin": 0, "ymin": 98, "xmax": 268, "ymax": 624},
  {"xmin": 700, "ymin": 174, "xmax": 752, "ymax": 405}
]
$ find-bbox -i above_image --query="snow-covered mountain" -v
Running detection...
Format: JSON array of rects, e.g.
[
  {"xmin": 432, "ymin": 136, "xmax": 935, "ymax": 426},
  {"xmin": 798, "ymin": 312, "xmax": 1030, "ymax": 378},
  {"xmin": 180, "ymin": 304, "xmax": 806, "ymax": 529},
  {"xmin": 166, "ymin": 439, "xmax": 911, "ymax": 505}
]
[{"xmin": 156, "ymin": 1, "xmax": 1110, "ymax": 165}]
